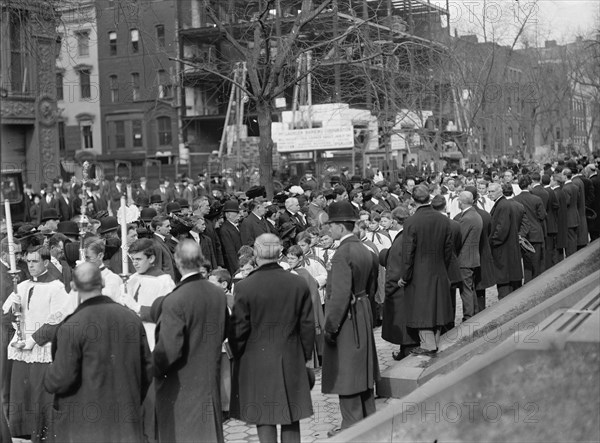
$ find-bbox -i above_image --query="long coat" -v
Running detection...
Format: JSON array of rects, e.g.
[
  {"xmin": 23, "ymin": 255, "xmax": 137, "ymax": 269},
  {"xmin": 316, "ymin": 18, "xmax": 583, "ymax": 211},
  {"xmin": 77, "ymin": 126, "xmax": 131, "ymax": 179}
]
[
  {"xmin": 382, "ymin": 231, "xmax": 419, "ymax": 346},
  {"xmin": 489, "ymin": 196, "xmax": 523, "ymax": 284},
  {"xmin": 454, "ymin": 206, "xmax": 483, "ymax": 269},
  {"xmin": 44, "ymin": 296, "xmax": 152, "ymax": 443},
  {"xmin": 401, "ymin": 205, "xmax": 454, "ymax": 329},
  {"xmin": 322, "ymin": 235, "xmax": 380, "ymax": 395},
  {"xmin": 554, "ymin": 186, "xmax": 569, "ymax": 248},
  {"xmin": 474, "ymin": 207, "xmax": 496, "ymax": 290},
  {"xmin": 514, "ymin": 191, "xmax": 546, "ymax": 243},
  {"xmin": 154, "ymin": 274, "xmax": 228, "ymax": 443},
  {"xmin": 219, "ymin": 220, "xmax": 242, "ymax": 274},
  {"xmin": 544, "ymin": 186, "xmax": 559, "ymax": 235},
  {"xmin": 229, "ymin": 263, "xmax": 314, "ymax": 425},
  {"xmin": 589, "ymin": 173, "xmax": 600, "ymax": 234},
  {"xmin": 572, "ymin": 175, "xmax": 589, "ymax": 246},
  {"xmin": 239, "ymin": 212, "xmax": 269, "ymax": 246}
]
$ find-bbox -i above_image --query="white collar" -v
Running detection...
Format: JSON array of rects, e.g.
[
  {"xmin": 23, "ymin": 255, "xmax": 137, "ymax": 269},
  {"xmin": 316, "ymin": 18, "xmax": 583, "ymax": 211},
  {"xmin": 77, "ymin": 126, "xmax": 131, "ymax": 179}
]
[
  {"xmin": 339, "ymin": 233, "xmax": 354, "ymax": 243},
  {"xmin": 180, "ymin": 271, "xmax": 199, "ymax": 282}
]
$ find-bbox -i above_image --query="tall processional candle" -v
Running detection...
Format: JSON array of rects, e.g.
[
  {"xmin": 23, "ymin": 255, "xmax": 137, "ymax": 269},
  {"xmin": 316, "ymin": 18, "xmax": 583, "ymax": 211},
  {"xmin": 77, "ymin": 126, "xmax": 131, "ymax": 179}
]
[
  {"xmin": 120, "ymin": 196, "xmax": 129, "ymax": 275},
  {"xmin": 4, "ymin": 199, "xmax": 17, "ymax": 272}
]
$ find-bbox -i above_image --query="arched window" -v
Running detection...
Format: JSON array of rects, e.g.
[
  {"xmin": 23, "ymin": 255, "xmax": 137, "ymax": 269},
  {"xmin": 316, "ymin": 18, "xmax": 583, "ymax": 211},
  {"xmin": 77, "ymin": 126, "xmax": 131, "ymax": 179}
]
[{"xmin": 157, "ymin": 116, "xmax": 172, "ymax": 145}]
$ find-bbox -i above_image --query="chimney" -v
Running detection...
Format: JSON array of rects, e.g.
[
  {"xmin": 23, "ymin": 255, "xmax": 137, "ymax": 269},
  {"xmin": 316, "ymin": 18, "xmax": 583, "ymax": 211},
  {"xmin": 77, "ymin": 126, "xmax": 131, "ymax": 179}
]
[{"xmin": 545, "ymin": 40, "xmax": 557, "ymax": 48}]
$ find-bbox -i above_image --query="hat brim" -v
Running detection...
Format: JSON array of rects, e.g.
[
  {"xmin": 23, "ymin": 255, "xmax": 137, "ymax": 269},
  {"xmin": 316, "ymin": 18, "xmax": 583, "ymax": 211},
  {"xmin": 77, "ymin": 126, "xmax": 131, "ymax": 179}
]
[
  {"xmin": 326, "ymin": 216, "xmax": 357, "ymax": 224},
  {"xmin": 100, "ymin": 227, "xmax": 119, "ymax": 234}
]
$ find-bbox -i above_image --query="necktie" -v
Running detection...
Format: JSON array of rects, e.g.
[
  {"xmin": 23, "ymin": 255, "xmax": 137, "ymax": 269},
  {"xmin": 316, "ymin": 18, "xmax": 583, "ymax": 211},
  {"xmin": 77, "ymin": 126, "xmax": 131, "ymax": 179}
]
[
  {"xmin": 323, "ymin": 249, "xmax": 329, "ymax": 265},
  {"xmin": 133, "ymin": 284, "xmax": 141, "ymax": 302}
]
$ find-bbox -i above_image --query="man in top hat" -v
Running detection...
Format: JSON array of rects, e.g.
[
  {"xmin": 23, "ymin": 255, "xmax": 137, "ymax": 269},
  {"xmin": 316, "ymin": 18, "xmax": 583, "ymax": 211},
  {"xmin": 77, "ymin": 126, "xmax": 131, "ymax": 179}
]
[
  {"xmin": 39, "ymin": 209, "xmax": 60, "ymax": 234},
  {"xmin": 399, "ymin": 185, "xmax": 454, "ymax": 356},
  {"xmin": 218, "ymin": 200, "xmax": 243, "ymax": 275},
  {"xmin": 321, "ymin": 201, "xmax": 380, "ymax": 435}
]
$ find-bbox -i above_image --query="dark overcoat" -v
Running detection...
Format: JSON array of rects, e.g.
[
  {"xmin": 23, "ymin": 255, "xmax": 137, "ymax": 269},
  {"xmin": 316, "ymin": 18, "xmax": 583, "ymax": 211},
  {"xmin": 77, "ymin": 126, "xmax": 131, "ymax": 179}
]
[
  {"xmin": 544, "ymin": 186, "xmax": 559, "ymax": 235},
  {"xmin": 229, "ymin": 263, "xmax": 314, "ymax": 425},
  {"xmin": 44, "ymin": 296, "xmax": 153, "ymax": 443},
  {"xmin": 322, "ymin": 235, "xmax": 380, "ymax": 395},
  {"xmin": 447, "ymin": 218, "xmax": 463, "ymax": 284},
  {"xmin": 474, "ymin": 207, "xmax": 496, "ymax": 290},
  {"xmin": 454, "ymin": 206, "xmax": 483, "ymax": 269},
  {"xmin": 572, "ymin": 176, "xmax": 589, "ymax": 246},
  {"xmin": 382, "ymin": 231, "xmax": 419, "ymax": 346},
  {"xmin": 514, "ymin": 191, "xmax": 546, "ymax": 243},
  {"xmin": 218, "ymin": 220, "xmax": 242, "ymax": 274},
  {"xmin": 239, "ymin": 212, "xmax": 269, "ymax": 246},
  {"xmin": 554, "ymin": 186, "xmax": 569, "ymax": 248},
  {"xmin": 401, "ymin": 205, "xmax": 454, "ymax": 329},
  {"xmin": 589, "ymin": 174, "xmax": 600, "ymax": 234},
  {"xmin": 563, "ymin": 182, "xmax": 580, "ymax": 228},
  {"xmin": 153, "ymin": 274, "xmax": 228, "ymax": 443},
  {"xmin": 489, "ymin": 196, "xmax": 523, "ymax": 284}
]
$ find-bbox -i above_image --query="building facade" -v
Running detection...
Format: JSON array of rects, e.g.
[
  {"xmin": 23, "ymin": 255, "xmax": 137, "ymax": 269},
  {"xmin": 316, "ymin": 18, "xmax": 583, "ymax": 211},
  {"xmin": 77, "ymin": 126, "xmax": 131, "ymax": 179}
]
[{"xmin": 1, "ymin": 0, "xmax": 61, "ymax": 190}]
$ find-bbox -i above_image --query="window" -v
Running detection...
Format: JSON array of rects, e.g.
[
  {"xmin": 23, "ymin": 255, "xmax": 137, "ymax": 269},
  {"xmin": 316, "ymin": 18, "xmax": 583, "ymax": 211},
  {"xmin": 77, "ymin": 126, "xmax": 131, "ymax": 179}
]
[
  {"xmin": 81, "ymin": 122, "xmax": 93, "ymax": 149},
  {"xmin": 132, "ymin": 120, "xmax": 143, "ymax": 147},
  {"xmin": 157, "ymin": 116, "xmax": 172, "ymax": 145},
  {"xmin": 131, "ymin": 72, "xmax": 140, "ymax": 101},
  {"xmin": 76, "ymin": 31, "xmax": 90, "ymax": 57},
  {"xmin": 156, "ymin": 25, "xmax": 165, "ymax": 49},
  {"xmin": 115, "ymin": 121, "xmax": 126, "ymax": 148},
  {"xmin": 80, "ymin": 69, "xmax": 91, "ymax": 98},
  {"xmin": 109, "ymin": 75, "xmax": 119, "ymax": 103},
  {"xmin": 109, "ymin": 31, "xmax": 117, "ymax": 56},
  {"xmin": 58, "ymin": 122, "xmax": 66, "ymax": 154},
  {"xmin": 130, "ymin": 29, "xmax": 139, "ymax": 53},
  {"xmin": 158, "ymin": 69, "xmax": 172, "ymax": 98},
  {"xmin": 56, "ymin": 73, "xmax": 63, "ymax": 100},
  {"xmin": 9, "ymin": 10, "xmax": 27, "ymax": 93}
]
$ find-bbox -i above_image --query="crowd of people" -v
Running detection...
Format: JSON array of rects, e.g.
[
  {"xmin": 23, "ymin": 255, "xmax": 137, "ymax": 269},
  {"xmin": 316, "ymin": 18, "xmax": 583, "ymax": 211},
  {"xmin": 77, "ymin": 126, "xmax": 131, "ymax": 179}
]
[{"xmin": 1, "ymin": 154, "xmax": 599, "ymax": 442}]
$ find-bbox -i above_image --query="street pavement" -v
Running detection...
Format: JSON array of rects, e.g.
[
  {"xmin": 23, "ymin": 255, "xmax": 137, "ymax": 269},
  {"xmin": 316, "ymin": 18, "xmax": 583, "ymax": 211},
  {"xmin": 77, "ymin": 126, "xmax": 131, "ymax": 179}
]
[{"xmin": 12, "ymin": 288, "xmax": 498, "ymax": 443}]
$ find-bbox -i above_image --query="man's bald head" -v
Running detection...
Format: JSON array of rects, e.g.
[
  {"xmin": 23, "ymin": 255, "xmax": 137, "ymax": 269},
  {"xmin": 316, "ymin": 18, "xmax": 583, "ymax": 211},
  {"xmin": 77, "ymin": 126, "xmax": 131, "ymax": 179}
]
[
  {"xmin": 458, "ymin": 191, "xmax": 474, "ymax": 206},
  {"xmin": 174, "ymin": 239, "xmax": 204, "ymax": 272},
  {"xmin": 254, "ymin": 234, "xmax": 282, "ymax": 261},
  {"xmin": 73, "ymin": 262, "xmax": 103, "ymax": 293}
]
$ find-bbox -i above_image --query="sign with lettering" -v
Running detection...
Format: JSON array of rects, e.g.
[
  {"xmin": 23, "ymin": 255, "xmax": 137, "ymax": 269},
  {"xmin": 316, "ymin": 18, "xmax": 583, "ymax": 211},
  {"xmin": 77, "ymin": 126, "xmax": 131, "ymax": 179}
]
[{"xmin": 272, "ymin": 125, "xmax": 355, "ymax": 152}]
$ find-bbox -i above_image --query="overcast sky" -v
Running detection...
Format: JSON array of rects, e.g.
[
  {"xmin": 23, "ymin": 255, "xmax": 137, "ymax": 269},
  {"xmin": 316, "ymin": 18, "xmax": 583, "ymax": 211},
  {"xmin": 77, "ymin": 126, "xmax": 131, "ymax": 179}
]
[{"xmin": 445, "ymin": 0, "xmax": 599, "ymax": 46}]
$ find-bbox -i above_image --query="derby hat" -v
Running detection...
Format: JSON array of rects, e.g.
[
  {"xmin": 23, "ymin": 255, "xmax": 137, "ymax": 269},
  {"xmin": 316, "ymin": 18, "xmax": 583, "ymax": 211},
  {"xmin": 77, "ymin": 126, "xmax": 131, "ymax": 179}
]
[
  {"xmin": 140, "ymin": 208, "xmax": 157, "ymax": 222},
  {"xmin": 57, "ymin": 221, "xmax": 79, "ymax": 237},
  {"xmin": 349, "ymin": 175, "xmax": 362, "ymax": 184},
  {"xmin": 175, "ymin": 198, "xmax": 190, "ymax": 209},
  {"xmin": 223, "ymin": 200, "xmax": 240, "ymax": 213},
  {"xmin": 246, "ymin": 185, "xmax": 266, "ymax": 199},
  {"xmin": 327, "ymin": 201, "xmax": 358, "ymax": 223},
  {"xmin": 150, "ymin": 194, "xmax": 163, "ymax": 204},
  {"xmin": 165, "ymin": 202, "xmax": 182, "ymax": 214},
  {"xmin": 41, "ymin": 208, "xmax": 60, "ymax": 222},
  {"xmin": 98, "ymin": 216, "xmax": 119, "ymax": 234}
]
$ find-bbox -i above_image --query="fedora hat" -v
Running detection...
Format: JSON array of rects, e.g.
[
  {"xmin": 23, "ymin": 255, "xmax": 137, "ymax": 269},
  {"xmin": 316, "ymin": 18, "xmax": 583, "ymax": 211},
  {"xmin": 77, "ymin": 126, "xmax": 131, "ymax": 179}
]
[
  {"xmin": 140, "ymin": 207, "xmax": 157, "ymax": 222},
  {"xmin": 57, "ymin": 221, "xmax": 79, "ymax": 237},
  {"xmin": 327, "ymin": 201, "xmax": 358, "ymax": 223},
  {"xmin": 150, "ymin": 194, "xmax": 163, "ymax": 204},
  {"xmin": 223, "ymin": 200, "xmax": 240, "ymax": 213},
  {"xmin": 98, "ymin": 216, "xmax": 119, "ymax": 235},
  {"xmin": 41, "ymin": 208, "xmax": 60, "ymax": 222}
]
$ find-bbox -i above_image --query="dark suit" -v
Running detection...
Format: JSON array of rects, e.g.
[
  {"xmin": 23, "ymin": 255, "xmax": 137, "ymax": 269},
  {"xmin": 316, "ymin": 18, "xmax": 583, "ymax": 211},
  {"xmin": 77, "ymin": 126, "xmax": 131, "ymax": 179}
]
[
  {"xmin": 279, "ymin": 210, "xmax": 307, "ymax": 236},
  {"xmin": 239, "ymin": 212, "xmax": 269, "ymax": 246},
  {"xmin": 205, "ymin": 219, "xmax": 225, "ymax": 268},
  {"xmin": 229, "ymin": 263, "xmax": 314, "ymax": 431},
  {"xmin": 562, "ymin": 181, "xmax": 580, "ymax": 256},
  {"xmin": 154, "ymin": 274, "xmax": 228, "ymax": 443},
  {"xmin": 489, "ymin": 196, "xmax": 523, "ymax": 299},
  {"xmin": 40, "ymin": 196, "xmax": 59, "ymax": 214},
  {"xmin": 44, "ymin": 296, "xmax": 152, "ymax": 443},
  {"xmin": 544, "ymin": 186, "xmax": 560, "ymax": 268},
  {"xmin": 219, "ymin": 221, "xmax": 242, "ymax": 275},
  {"xmin": 153, "ymin": 234, "xmax": 176, "ymax": 281},
  {"xmin": 322, "ymin": 235, "xmax": 379, "ymax": 429},
  {"xmin": 514, "ymin": 191, "xmax": 546, "ymax": 282},
  {"xmin": 474, "ymin": 207, "xmax": 495, "ymax": 312},
  {"xmin": 588, "ymin": 173, "xmax": 600, "ymax": 240},
  {"xmin": 47, "ymin": 260, "xmax": 73, "ymax": 293},
  {"xmin": 57, "ymin": 195, "xmax": 73, "ymax": 221},
  {"xmin": 572, "ymin": 175, "xmax": 589, "ymax": 248},
  {"xmin": 454, "ymin": 206, "xmax": 483, "ymax": 320}
]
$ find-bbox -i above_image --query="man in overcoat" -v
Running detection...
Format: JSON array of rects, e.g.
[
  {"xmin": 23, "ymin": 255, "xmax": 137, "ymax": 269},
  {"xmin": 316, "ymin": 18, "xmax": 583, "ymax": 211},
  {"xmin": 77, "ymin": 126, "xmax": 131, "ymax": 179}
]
[
  {"xmin": 153, "ymin": 240, "xmax": 229, "ymax": 443},
  {"xmin": 229, "ymin": 233, "xmax": 314, "ymax": 443},
  {"xmin": 488, "ymin": 183, "xmax": 523, "ymax": 299},
  {"xmin": 562, "ymin": 169, "xmax": 580, "ymax": 256},
  {"xmin": 399, "ymin": 186, "xmax": 453, "ymax": 356},
  {"xmin": 584, "ymin": 164, "xmax": 600, "ymax": 241},
  {"xmin": 44, "ymin": 263, "xmax": 152, "ymax": 443},
  {"xmin": 322, "ymin": 201, "xmax": 380, "ymax": 433},
  {"xmin": 239, "ymin": 199, "xmax": 269, "ymax": 246},
  {"xmin": 218, "ymin": 200, "xmax": 243, "ymax": 275}
]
